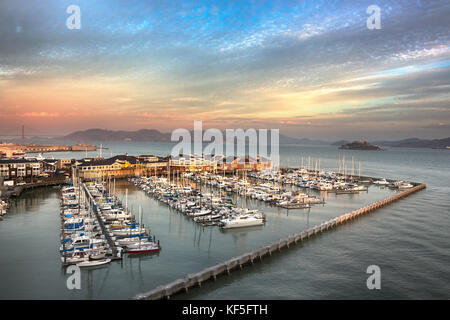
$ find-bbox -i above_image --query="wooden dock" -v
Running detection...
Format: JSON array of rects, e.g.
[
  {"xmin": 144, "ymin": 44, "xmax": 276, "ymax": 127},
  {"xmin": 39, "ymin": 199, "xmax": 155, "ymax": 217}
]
[
  {"xmin": 10, "ymin": 177, "xmax": 70, "ymax": 196},
  {"xmin": 133, "ymin": 183, "xmax": 426, "ymax": 300}
]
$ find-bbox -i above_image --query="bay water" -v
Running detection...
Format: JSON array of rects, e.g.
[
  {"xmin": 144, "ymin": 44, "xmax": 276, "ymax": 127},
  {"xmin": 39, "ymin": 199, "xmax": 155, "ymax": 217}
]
[{"xmin": 0, "ymin": 143, "xmax": 448, "ymax": 299}]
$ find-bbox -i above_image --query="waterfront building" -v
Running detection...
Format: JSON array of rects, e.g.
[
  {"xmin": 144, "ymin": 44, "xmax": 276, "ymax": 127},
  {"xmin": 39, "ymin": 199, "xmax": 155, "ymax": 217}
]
[
  {"xmin": 0, "ymin": 142, "xmax": 96, "ymax": 157},
  {"xmin": 70, "ymin": 144, "xmax": 97, "ymax": 151},
  {"xmin": 169, "ymin": 154, "xmax": 218, "ymax": 172},
  {"xmin": 23, "ymin": 144, "xmax": 71, "ymax": 153},
  {"xmin": 74, "ymin": 153, "xmax": 273, "ymax": 180},
  {"xmin": 136, "ymin": 155, "xmax": 160, "ymax": 162},
  {"xmin": 57, "ymin": 159, "xmax": 73, "ymax": 170},
  {"xmin": 0, "ymin": 159, "xmax": 42, "ymax": 180},
  {"xmin": 217, "ymin": 155, "xmax": 272, "ymax": 172},
  {"xmin": 75, "ymin": 157, "xmax": 129, "ymax": 180},
  {"xmin": 74, "ymin": 155, "xmax": 167, "ymax": 180},
  {"xmin": 42, "ymin": 159, "xmax": 58, "ymax": 173},
  {"xmin": 168, "ymin": 154, "xmax": 272, "ymax": 173}
]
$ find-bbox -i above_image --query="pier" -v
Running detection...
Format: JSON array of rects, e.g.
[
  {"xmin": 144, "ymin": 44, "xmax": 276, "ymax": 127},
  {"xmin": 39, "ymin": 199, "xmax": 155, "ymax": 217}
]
[
  {"xmin": 133, "ymin": 183, "xmax": 426, "ymax": 300},
  {"xmin": 16, "ymin": 176, "xmax": 70, "ymax": 192},
  {"xmin": 81, "ymin": 182, "xmax": 123, "ymax": 260},
  {"xmin": 60, "ymin": 181, "xmax": 124, "ymax": 266},
  {"xmin": 1, "ymin": 176, "xmax": 70, "ymax": 200}
]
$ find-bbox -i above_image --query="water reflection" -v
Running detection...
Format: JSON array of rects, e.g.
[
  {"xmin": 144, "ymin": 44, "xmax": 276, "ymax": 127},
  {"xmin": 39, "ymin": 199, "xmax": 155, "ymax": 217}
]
[
  {"xmin": 126, "ymin": 252, "xmax": 161, "ymax": 260},
  {"xmin": 83, "ymin": 264, "xmax": 112, "ymax": 299},
  {"xmin": 221, "ymin": 226, "xmax": 264, "ymax": 255},
  {"xmin": 9, "ymin": 187, "xmax": 59, "ymax": 215},
  {"xmin": 0, "ymin": 144, "xmax": 445, "ymax": 299},
  {"xmin": 0, "ymin": 172, "xmax": 399, "ymax": 299}
]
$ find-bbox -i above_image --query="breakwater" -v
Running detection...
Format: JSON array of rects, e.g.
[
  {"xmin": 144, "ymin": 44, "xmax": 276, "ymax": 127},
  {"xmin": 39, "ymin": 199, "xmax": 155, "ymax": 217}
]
[{"xmin": 133, "ymin": 183, "xmax": 426, "ymax": 300}]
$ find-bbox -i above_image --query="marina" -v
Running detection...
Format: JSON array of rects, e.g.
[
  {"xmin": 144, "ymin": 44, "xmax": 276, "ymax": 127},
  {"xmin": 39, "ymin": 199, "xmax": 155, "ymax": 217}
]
[
  {"xmin": 59, "ymin": 176, "xmax": 161, "ymax": 267},
  {"xmin": 131, "ymin": 163, "xmax": 416, "ymax": 233},
  {"xmin": 0, "ymin": 144, "xmax": 447, "ymax": 300},
  {"xmin": 1, "ymin": 0, "xmax": 449, "ymax": 304},
  {"xmin": 5, "ymin": 150, "xmax": 426, "ymax": 279},
  {"xmin": 118, "ymin": 159, "xmax": 425, "ymax": 299},
  {"xmin": 134, "ymin": 183, "xmax": 426, "ymax": 300},
  {"xmin": 185, "ymin": 170, "xmax": 325, "ymax": 208},
  {"xmin": 131, "ymin": 176, "xmax": 266, "ymax": 228}
]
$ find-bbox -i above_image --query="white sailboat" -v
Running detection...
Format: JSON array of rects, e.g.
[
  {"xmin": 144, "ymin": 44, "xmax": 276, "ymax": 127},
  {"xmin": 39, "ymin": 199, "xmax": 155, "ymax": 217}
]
[
  {"xmin": 374, "ymin": 178, "xmax": 389, "ymax": 185},
  {"xmin": 220, "ymin": 214, "xmax": 264, "ymax": 229},
  {"xmin": 76, "ymin": 258, "xmax": 111, "ymax": 268},
  {"xmin": 127, "ymin": 206, "xmax": 161, "ymax": 254}
]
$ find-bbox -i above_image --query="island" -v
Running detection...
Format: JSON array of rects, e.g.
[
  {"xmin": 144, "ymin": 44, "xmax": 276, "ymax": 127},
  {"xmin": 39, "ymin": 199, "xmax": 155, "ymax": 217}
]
[{"xmin": 339, "ymin": 140, "xmax": 382, "ymax": 150}]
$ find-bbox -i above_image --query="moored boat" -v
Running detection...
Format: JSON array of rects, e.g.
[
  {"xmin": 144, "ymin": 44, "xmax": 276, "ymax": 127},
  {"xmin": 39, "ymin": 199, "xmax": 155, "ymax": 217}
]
[
  {"xmin": 220, "ymin": 214, "xmax": 264, "ymax": 229},
  {"xmin": 76, "ymin": 258, "xmax": 111, "ymax": 268},
  {"xmin": 127, "ymin": 242, "xmax": 160, "ymax": 254}
]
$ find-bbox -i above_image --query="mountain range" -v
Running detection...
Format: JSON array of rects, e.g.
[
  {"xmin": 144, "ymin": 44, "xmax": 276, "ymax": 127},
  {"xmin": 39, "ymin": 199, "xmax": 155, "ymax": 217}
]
[
  {"xmin": 58, "ymin": 129, "xmax": 449, "ymax": 149},
  {"xmin": 61, "ymin": 128, "xmax": 328, "ymax": 145},
  {"xmin": 63, "ymin": 129, "xmax": 171, "ymax": 142}
]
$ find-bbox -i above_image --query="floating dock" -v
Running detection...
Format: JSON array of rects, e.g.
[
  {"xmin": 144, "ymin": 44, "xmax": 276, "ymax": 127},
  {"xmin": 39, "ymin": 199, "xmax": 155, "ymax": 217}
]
[{"xmin": 133, "ymin": 183, "xmax": 426, "ymax": 300}]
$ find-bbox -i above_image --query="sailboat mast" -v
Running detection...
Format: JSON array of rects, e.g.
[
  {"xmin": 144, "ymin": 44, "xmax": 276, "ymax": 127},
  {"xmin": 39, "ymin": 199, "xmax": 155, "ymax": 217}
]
[
  {"xmin": 125, "ymin": 188, "xmax": 128, "ymax": 213},
  {"xmin": 317, "ymin": 158, "xmax": 320, "ymax": 176},
  {"xmin": 359, "ymin": 161, "xmax": 361, "ymax": 179},
  {"xmin": 351, "ymin": 157, "xmax": 355, "ymax": 180},
  {"xmin": 139, "ymin": 206, "xmax": 142, "ymax": 248}
]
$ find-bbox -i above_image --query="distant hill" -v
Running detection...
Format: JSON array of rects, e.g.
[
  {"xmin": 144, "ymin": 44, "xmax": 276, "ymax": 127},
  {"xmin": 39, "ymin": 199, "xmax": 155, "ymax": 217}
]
[
  {"xmin": 63, "ymin": 129, "xmax": 172, "ymax": 142},
  {"xmin": 61, "ymin": 128, "xmax": 330, "ymax": 145},
  {"xmin": 62, "ymin": 129, "xmax": 449, "ymax": 149},
  {"xmin": 331, "ymin": 140, "xmax": 350, "ymax": 146},
  {"xmin": 278, "ymin": 135, "xmax": 328, "ymax": 145},
  {"xmin": 372, "ymin": 137, "xmax": 450, "ymax": 149}
]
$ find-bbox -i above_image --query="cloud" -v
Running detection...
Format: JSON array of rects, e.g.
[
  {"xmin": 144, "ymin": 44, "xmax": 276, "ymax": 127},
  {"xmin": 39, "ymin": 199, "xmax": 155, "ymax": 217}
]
[
  {"xmin": 0, "ymin": 0, "xmax": 449, "ymax": 140},
  {"xmin": 16, "ymin": 112, "xmax": 60, "ymax": 117}
]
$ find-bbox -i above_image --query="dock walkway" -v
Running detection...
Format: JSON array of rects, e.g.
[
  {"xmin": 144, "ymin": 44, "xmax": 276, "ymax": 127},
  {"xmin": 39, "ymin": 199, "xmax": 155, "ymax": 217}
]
[
  {"xmin": 81, "ymin": 183, "xmax": 122, "ymax": 260},
  {"xmin": 9, "ymin": 177, "xmax": 70, "ymax": 197}
]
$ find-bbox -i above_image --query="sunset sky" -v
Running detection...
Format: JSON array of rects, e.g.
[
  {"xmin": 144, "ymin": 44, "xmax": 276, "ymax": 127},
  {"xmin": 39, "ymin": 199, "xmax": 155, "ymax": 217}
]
[{"xmin": 0, "ymin": 0, "xmax": 449, "ymax": 140}]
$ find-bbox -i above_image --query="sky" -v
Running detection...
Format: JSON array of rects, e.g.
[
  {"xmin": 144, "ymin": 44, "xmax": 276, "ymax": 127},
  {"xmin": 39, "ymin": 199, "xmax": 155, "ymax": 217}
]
[{"xmin": 0, "ymin": 0, "xmax": 449, "ymax": 141}]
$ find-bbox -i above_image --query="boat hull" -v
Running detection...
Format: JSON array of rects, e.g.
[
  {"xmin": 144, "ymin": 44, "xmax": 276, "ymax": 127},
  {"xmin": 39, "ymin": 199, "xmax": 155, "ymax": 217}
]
[
  {"xmin": 221, "ymin": 220, "xmax": 264, "ymax": 229},
  {"xmin": 76, "ymin": 258, "xmax": 111, "ymax": 267},
  {"xmin": 127, "ymin": 246, "xmax": 160, "ymax": 254}
]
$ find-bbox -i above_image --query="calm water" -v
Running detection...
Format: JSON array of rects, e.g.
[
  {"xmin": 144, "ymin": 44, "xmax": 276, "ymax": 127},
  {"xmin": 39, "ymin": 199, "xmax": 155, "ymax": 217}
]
[{"xmin": 0, "ymin": 143, "xmax": 448, "ymax": 299}]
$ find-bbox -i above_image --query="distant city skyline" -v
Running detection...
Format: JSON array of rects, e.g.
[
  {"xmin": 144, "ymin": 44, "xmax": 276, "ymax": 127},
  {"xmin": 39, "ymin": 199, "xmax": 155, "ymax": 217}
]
[{"xmin": 0, "ymin": 0, "xmax": 449, "ymax": 140}]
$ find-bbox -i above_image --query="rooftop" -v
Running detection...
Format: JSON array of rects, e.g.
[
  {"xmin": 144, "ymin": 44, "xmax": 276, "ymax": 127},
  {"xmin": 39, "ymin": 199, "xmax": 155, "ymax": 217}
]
[{"xmin": 0, "ymin": 158, "xmax": 41, "ymax": 164}]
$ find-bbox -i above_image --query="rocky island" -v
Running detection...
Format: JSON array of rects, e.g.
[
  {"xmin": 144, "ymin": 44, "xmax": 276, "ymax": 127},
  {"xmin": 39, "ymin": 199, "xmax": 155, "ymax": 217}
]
[{"xmin": 339, "ymin": 140, "xmax": 382, "ymax": 150}]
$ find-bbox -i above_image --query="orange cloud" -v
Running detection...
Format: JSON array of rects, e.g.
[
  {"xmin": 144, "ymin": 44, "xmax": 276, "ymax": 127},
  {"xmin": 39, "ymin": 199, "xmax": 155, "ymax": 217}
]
[{"xmin": 17, "ymin": 112, "xmax": 60, "ymax": 117}]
